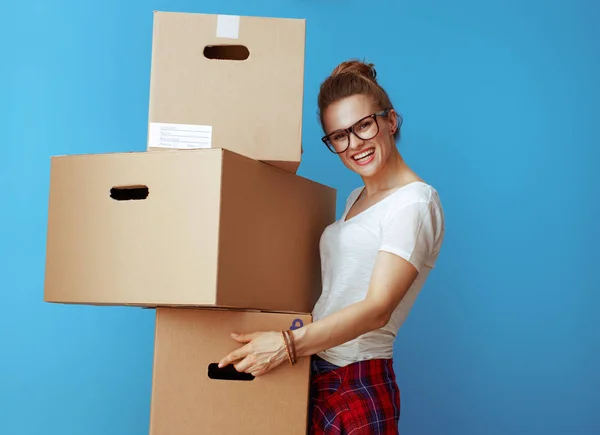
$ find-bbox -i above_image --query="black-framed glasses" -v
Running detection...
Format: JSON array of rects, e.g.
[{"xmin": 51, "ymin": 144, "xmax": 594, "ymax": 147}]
[{"xmin": 321, "ymin": 108, "xmax": 391, "ymax": 154}]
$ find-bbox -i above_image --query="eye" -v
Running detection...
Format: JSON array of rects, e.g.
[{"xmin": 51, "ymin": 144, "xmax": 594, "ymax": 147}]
[{"xmin": 357, "ymin": 120, "xmax": 374, "ymax": 131}]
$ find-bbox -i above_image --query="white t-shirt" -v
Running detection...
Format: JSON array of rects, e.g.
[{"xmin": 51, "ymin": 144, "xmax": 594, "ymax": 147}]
[{"xmin": 312, "ymin": 181, "xmax": 445, "ymax": 367}]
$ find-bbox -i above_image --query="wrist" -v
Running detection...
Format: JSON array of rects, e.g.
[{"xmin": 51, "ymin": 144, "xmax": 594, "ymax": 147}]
[
  {"xmin": 280, "ymin": 330, "xmax": 297, "ymax": 365},
  {"xmin": 290, "ymin": 325, "xmax": 308, "ymax": 358},
  {"xmin": 276, "ymin": 332, "xmax": 290, "ymax": 364}
]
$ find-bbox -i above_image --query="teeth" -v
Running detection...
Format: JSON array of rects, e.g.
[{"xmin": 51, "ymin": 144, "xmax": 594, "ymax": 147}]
[{"xmin": 353, "ymin": 149, "xmax": 374, "ymax": 160}]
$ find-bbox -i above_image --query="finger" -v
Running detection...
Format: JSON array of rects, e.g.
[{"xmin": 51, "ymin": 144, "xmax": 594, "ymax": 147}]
[
  {"xmin": 234, "ymin": 356, "xmax": 254, "ymax": 373},
  {"xmin": 251, "ymin": 366, "xmax": 267, "ymax": 377},
  {"xmin": 218, "ymin": 347, "xmax": 248, "ymax": 368}
]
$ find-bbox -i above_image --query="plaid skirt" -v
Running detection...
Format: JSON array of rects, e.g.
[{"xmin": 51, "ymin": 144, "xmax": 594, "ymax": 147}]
[{"xmin": 309, "ymin": 355, "xmax": 401, "ymax": 434}]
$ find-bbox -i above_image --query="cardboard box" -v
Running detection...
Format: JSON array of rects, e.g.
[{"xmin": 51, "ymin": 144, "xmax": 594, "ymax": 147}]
[
  {"xmin": 147, "ymin": 11, "xmax": 306, "ymax": 174},
  {"xmin": 149, "ymin": 307, "xmax": 311, "ymax": 435},
  {"xmin": 44, "ymin": 148, "xmax": 336, "ymax": 313}
]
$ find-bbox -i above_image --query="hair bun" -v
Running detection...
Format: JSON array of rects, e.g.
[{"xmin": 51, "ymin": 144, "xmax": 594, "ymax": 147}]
[{"xmin": 331, "ymin": 60, "xmax": 377, "ymax": 81}]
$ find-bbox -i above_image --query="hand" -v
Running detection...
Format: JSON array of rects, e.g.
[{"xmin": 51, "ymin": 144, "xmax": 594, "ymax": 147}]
[{"xmin": 218, "ymin": 331, "xmax": 288, "ymax": 377}]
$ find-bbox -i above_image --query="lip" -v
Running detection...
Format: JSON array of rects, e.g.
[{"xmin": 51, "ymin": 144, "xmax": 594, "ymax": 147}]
[{"xmin": 350, "ymin": 147, "xmax": 376, "ymax": 166}]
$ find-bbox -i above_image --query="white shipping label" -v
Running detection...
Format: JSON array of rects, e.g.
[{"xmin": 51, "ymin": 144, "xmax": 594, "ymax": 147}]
[
  {"xmin": 216, "ymin": 14, "xmax": 240, "ymax": 39},
  {"xmin": 148, "ymin": 123, "xmax": 213, "ymax": 149}
]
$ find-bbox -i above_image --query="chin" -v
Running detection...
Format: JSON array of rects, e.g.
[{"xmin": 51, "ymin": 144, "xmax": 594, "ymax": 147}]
[{"xmin": 354, "ymin": 164, "xmax": 381, "ymax": 179}]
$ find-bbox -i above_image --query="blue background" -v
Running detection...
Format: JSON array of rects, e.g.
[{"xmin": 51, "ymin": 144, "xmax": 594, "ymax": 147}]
[{"xmin": 1, "ymin": 0, "xmax": 598, "ymax": 434}]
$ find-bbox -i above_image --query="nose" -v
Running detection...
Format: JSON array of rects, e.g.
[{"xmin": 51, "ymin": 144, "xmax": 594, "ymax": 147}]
[{"xmin": 348, "ymin": 131, "xmax": 365, "ymax": 150}]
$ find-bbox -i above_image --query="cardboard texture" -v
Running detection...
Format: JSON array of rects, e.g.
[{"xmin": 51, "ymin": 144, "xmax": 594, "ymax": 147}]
[
  {"xmin": 44, "ymin": 148, "xmax": 336, "ymax": 313},
  {"xmin": 147, "ymin": 11, "xmax": 306, "ymax": 174},
  {"xmin": 149, "ymin": 308, "xmax": 312, "ymax": 435}
]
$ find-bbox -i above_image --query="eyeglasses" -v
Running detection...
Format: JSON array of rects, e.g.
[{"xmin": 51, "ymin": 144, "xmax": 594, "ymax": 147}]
[{"xmin": 321, "ymin": 109, "xmax": 391, "ymax": 154}]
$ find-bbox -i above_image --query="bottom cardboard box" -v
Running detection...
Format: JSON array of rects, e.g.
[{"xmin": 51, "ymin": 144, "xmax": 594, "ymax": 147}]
[{"xmin": 149, "ymin": 307, "xmax": 312, "ymax": 435}]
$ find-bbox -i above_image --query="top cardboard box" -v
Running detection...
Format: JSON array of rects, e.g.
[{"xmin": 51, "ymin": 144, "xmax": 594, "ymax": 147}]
[{"xmin": 147, "ymin": 11, "xmax": 306, "ymax": 174}]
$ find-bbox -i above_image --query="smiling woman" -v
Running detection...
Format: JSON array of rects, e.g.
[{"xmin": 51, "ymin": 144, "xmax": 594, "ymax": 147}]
[{"xmin": 218, "ymin": 59, "xmax": 446, "ymax": 434}]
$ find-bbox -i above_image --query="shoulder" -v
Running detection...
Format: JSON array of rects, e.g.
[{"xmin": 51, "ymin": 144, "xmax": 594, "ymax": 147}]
[
  {"xmin": 388, "ymin": 181, "xmax": 441, "ymax": 211},
  {"xmin": 380, "ymin": 181, "xmax": 444, "ymax": 236},
  {"xmin": 378, "ymin": 182, "xmax": 445, "ymax": 271}
]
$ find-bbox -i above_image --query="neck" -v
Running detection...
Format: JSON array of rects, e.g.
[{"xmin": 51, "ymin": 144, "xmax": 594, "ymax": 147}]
[{"xmin": 362, "ymin": 148, "xmax": 413, "ymax": 196}]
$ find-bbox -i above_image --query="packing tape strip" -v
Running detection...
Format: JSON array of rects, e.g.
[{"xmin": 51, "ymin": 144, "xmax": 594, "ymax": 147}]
[{"xmin": 216, "ymin": 15, "xmax": 240, "ymax": 39}]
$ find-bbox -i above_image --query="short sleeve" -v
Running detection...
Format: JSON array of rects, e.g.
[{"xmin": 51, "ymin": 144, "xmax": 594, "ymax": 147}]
[
  {"xmin": 379, "ymin": 199, "xmax": 438, "ymax": 273},
  {"xmin": 345, "ymin": 187, "xmax": 364, "ymax": 210}
]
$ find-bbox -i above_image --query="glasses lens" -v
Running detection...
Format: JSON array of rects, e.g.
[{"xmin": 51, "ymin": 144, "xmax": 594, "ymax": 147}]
[
  {"xmin": 353, "ymin": 116, "xmax": 379, "ymax": 140},
  {"xmin": 325, "ymin": 131, "xmax": 349, "ymax": 153}
]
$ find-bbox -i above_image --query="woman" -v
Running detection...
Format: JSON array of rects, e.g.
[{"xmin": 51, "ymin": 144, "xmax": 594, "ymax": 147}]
[{"xmin": 218, "ymin": 60, "xmax": 445, "ymax": 434}]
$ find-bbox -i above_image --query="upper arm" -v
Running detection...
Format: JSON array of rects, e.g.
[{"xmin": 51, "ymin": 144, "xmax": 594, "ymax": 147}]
[
  {"xmin": 366, "ymin": 251, "xmax": 420, "ymax": 322},
  {"xmin": 365, "ymin": 199, "xmax": 440, "ymax": 320}
]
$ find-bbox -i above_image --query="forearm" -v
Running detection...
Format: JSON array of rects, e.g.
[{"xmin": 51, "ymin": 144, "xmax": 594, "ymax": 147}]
[{"xmin": 291, "ymin": 300, "xmax": 388, "ymax": 359}]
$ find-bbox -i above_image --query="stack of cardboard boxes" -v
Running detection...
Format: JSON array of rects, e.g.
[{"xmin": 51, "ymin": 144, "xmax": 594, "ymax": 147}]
[{"xmin": 44, "ymin": 11, "xmax": 337, "ymax": 435}]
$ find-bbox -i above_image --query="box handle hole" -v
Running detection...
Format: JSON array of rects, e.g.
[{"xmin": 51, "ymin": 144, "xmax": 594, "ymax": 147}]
[
  {"xmin": 110, "ymin": 185, "xmax": 149, "ymax": 201},
  {"xmin": 203, "ymin": 45, "xmax": 250, "ymax": 61},
  {"xmin": 207, "ymin": 363, "xmax": 255, "ymax": 381}
]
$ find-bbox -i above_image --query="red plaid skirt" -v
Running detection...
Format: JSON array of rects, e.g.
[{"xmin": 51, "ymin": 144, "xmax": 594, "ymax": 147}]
[{"xmin": 309, "ymin": 356, "xmax": 401, "ymax": 434}]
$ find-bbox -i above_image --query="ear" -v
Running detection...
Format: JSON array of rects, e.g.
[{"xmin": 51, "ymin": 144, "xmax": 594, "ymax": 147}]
[{"xmin": 388, "ymin": 109, "xmax": 399, "ymax": 135}]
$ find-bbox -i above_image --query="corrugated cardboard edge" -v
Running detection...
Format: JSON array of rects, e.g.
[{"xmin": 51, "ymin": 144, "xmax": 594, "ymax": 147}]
[
  {"xmin": 148, "ymin": 308, "xmax": 161, "ymax": 435},
  {"xmin": 213, "ymin": 148, "xmax": 226, "ymax": 307},
  {"xmin": 296, "ymin": 17, "xmax": 307, "ymax": 170},
  {"xmin": 43, "ymin": 155, "xmax": 57, "ymax": 302},
  {"xmin": 146, "ymin": 11, "xmax": 162, "ymax": 149},
  {"xmin": 261, "ymin": 159, "xmax": 301, "ymax": 174}
]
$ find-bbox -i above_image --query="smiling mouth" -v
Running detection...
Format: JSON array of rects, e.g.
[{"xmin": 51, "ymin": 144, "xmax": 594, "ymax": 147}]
[{"xmin": 352, "ymin": 148, "xmax": 375, "ymax": 162}]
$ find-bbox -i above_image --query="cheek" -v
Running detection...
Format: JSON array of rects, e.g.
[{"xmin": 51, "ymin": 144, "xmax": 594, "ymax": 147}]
[
  {"xmin": 339, "ymin": 152, "xmax": 354, "ymax": 167},
  {"xmin": 375, "ymin": 138, "xmax": 393, "ymax": 158},
  {"xmin": 340, "ymin": 152, "xmax": 353, "ymax": 164}
]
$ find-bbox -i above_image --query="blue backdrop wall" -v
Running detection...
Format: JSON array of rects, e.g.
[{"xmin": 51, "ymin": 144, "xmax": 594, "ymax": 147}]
[{"xmin": 1, "ymin": 0, "xmax": 598, "ymax": 434}]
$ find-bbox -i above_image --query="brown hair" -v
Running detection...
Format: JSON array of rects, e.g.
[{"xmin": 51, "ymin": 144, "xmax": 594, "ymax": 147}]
[{"xmin": 317, "ymin": 60, "xmax": 401, "ymax": 141}]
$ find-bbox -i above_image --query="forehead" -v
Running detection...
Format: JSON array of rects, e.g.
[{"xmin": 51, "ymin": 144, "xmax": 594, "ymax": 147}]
[{"xmin": 323, "ymin": 94, "xmax": 377, "ymax": 132}]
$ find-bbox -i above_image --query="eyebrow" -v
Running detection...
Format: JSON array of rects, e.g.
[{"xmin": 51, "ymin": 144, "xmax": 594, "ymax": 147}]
[{"xmin": 327, "ymin": 113, "xmax": 373, "ymax": 134}]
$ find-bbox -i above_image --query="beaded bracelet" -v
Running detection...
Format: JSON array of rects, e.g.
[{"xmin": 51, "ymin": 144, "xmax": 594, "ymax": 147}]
[
  {"xmin": 281, "ymin": 331, "xmax": 294, "ymax": 365},
  {"xmin": 284, "ymin": 329, "xmax": 297, "ymax": 365}
]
